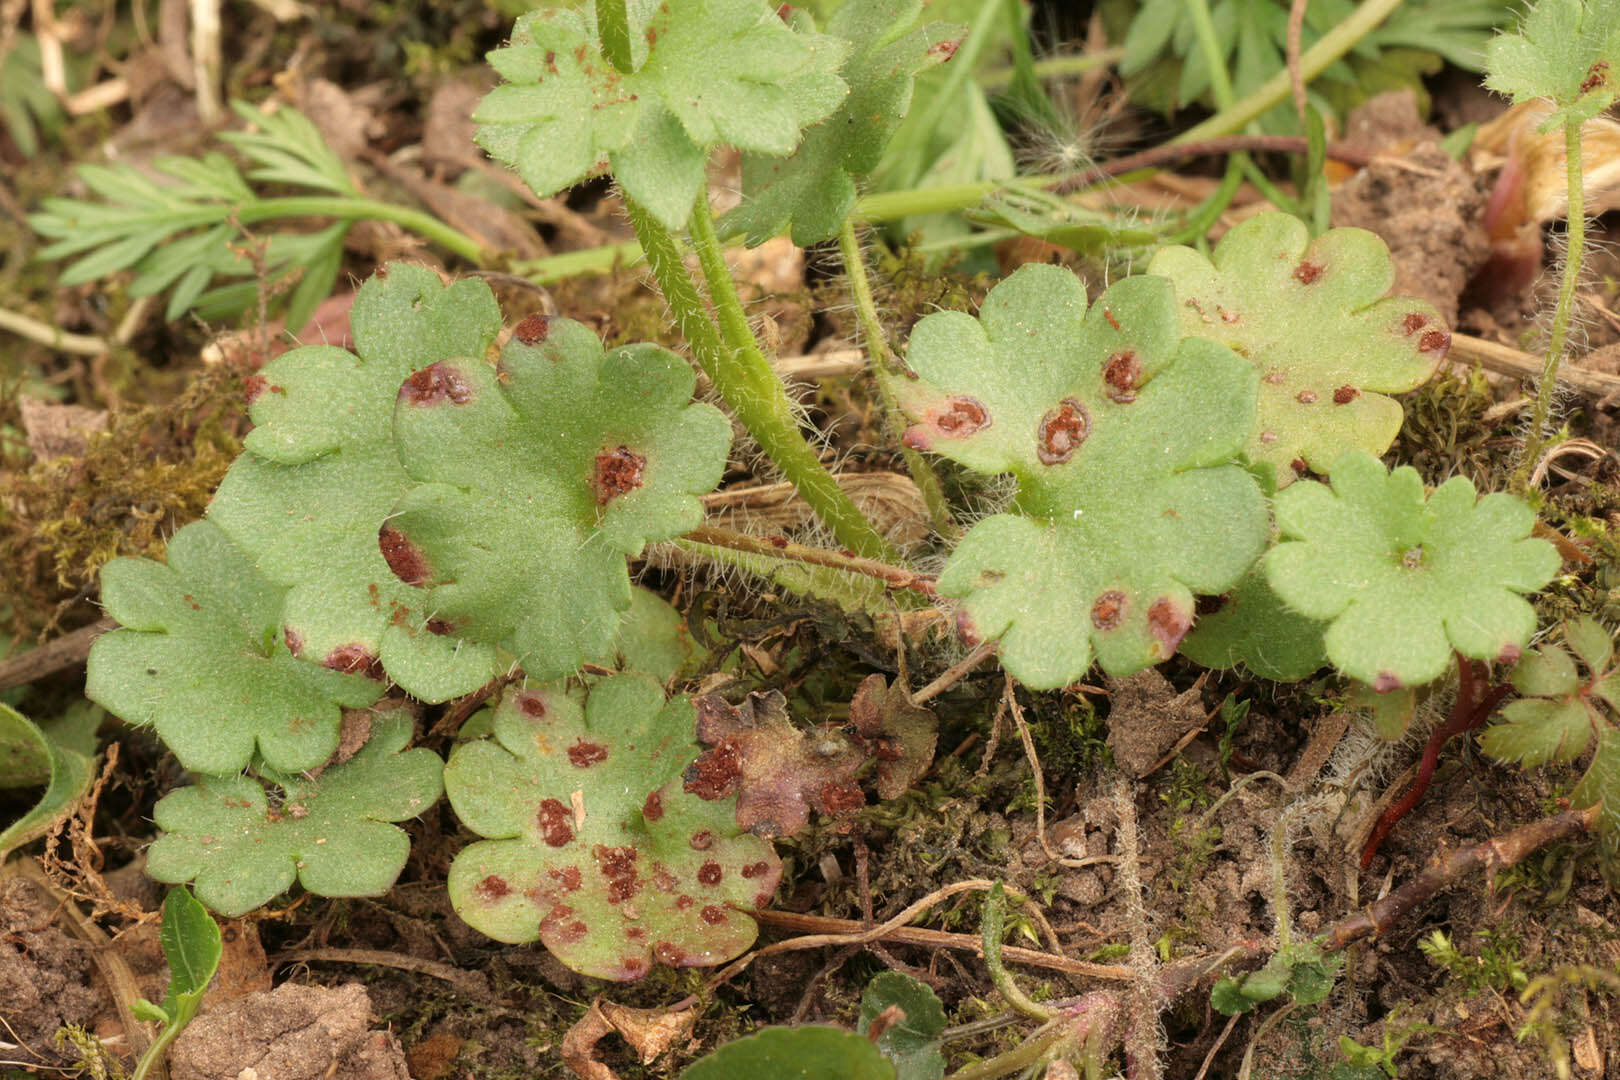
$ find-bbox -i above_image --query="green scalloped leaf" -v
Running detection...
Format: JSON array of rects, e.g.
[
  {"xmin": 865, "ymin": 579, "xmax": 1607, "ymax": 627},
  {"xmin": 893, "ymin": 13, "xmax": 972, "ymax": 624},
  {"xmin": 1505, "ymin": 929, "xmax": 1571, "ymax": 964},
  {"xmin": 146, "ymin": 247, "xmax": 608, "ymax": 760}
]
[
  {"xmin": 682, "ymin": 1026, "xmax": 896, "ymax": 1080},
  {"xmin": 896, "ymin": 265, "xmax": 1267, "ymax": 688},
  {"xmin": 1265, "ymin": 451, "xmax": 1559, "ymax": 689},
  {"xmin": 721, "ymin": 0, "xmax": 961, "ymax": 246},
  {"xmin": 859, "ymin": 972, "xmax": 946, "ymax": 1080},
  {"xmin": 143, "ymin": 708, "xmax": 443, "ymax": 917},
  {"xmin": 1485, "ymin": 0, "xmax": 1620, "ymax": 130},
  {"xmin": 1149, "ymin": 212, "xmax": 1448, "ymax": 487},
  {"xmin": 86, "ymin": 521, "xmax": 382, "ymax": 775},
  {"xmin": 598, "ymin": 586, "xmax": 702, "ymax": 684},
  {"xmin": 475, "ymin": 0, "xmax": 849, "ymax": 229},
  {"xmin": 1179, "ymin": 565, "xmax": 1328, "ymax": 682},
  {"xmin": 208, "ymin": 263, "xmax": 503, "ymax": 703},
  {"xmin": 0, "ymin": 703, "xmax": 97, "ymax": 862},
  {"xmin": 445, "ymin": 676, "xmax": 779, "ymax": 980},
  {"xmin": 383, "ymin": 318, "xmax": 730, "ymax": 682}
]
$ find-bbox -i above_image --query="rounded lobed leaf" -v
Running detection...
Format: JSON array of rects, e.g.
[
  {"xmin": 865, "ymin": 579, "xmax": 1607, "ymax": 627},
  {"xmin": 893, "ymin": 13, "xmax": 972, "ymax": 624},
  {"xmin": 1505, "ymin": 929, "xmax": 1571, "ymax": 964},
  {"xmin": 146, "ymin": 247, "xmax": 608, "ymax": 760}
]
[
  {"xmin": 144, "ymin": 708, "xmax": 443, "ymax": 917},
  {"xmin": 86, "ymin": 521, "xmax": 382, "ymax": 775},
  {"xmin": 1264, "ymin": 451, "xmax": 1559, "ymax": 688},
  {"xmin": 680, "ymin": 1026, "xmax": 896, "ymax": 1080},
  {"xmin": 1485, "ymin": 0, "xmax": 1620, "ymax": 129},
  {"xmin": 1149, "ymin": 212, "xmax": 1448, "ymax": 486},
  {"xmin": 858, "ymin": 971, "xmax": 946, "ymax": 1080},
  {"xmin": 476, "ymin": 0, "xmax": 850, "ymax": 230},
  {"xmin": 1179, "ymin": 565, "xmax": 1328, "ymax": 683},
  {"xmin": 445, "ymin": 676, "xmax": 780, "ymax": 981},
  {"xmin": 898, "ymin": 265, "xmax": 1267, "ymax": 687},
  {"xmin": 384, "ymin": 319, "xmax": 730, "ymax": 681},
  {"xmin": 208, "ymin": 263, "xmax": 504, "ymax": 703}
]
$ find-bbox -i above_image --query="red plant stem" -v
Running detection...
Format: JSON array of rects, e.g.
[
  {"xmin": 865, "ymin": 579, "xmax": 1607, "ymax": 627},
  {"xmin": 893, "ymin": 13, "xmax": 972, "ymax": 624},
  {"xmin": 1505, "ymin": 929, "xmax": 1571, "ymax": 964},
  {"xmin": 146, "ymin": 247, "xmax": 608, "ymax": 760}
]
[{"xmin": 1360, "ymin": 657, "xmax": 1513, "ymax": 869}]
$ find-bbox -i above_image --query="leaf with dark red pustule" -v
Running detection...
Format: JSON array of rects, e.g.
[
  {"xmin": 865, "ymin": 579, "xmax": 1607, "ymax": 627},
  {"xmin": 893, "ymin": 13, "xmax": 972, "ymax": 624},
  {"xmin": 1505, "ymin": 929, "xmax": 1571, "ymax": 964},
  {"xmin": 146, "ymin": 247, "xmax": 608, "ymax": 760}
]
[
  {"xmin": 687, "ymin": 691, "xmax": 866, "ymax": 837},
  {"xmin": 897, "ymin": 265, "xmax": 1267, "ymax": 688},
  {"xmin": 385, "ymin": 318, "xmax": 730, "ymax": 682},
  {"xmin": 144, "ymin": 708, "xmax": 442, "ymax": 917},
  {"xmin": 207, "ymin": 263, "xmax": 501, "ymax": 703},
  {"xmin": 1150, "ymin": 213, "xmax": 1448, "ymax": 488},
  {"xmin": 847, "ymin": 674, "xmax": 936, "ymax": 801},
  {"xmin": 445, "ymin": 676, "xmax": 778, "ymax": 981},
  {"xmin": 1266, "ymin": 451, "xmax": 1558, "ymax": 688},
  {"xmin": 86, "ymin": 521, "xmax": 382, "ymax": 775}
]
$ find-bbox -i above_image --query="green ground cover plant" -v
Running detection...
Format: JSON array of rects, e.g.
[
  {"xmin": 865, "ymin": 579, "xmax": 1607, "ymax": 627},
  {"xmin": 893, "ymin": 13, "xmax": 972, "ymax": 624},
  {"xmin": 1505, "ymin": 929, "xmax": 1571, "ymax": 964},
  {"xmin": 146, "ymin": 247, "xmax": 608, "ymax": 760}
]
[{"xmin": 9, "ymin": 0, "xmax": 1620, "ymax": 1076}]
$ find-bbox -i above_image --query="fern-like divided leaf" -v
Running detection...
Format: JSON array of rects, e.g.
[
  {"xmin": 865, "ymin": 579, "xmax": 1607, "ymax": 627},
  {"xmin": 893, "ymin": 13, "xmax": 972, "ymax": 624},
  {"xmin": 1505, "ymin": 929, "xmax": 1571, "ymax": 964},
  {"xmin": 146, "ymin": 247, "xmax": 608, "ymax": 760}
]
[
  {"xmin": 475, "ymin": 0, "xmax": 849, "ymax": 229},
  {"xmin": 28, "ymin": 102, "xmax": 356, "ymax": 329},
  {"xmin": 381, "ymin": 315, "xmax": 730, "ymax": 681},
  {"xmin": 446, "ymin": 676, "xmax": 780, "ymax": 981},
  {"xmin": 1149, "ymin": 212, "xmax": 1449, "ymax": 488},
  {"xmin": 208, "ymin": 264, "xmax": 504, "ymax": 703},
  {"xmin": 1485, "ymin": 0, "xmax": 1620, "ymax": 129},
  {"xmin": 1265, "ymin": 451, "xmax": 1559, "ymax": 689},
  {"xmin": 897, "ymin": 264, "xmax": 1268, "ymax": 689}
]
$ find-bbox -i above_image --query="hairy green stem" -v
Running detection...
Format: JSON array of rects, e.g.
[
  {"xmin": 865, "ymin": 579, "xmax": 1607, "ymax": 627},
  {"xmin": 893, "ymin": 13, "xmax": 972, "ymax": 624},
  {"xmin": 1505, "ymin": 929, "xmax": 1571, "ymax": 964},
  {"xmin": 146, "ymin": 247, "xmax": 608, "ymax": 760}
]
[
  {"xmin": 836, "ymin": 220, "xmax": 959, "ymax": 540},
  {"xmin": 977, "ymin": 47, "xmax": 1125, "ymax": 92},
  {"xmin": 595, "ymin": 0, "xmax": 634, "ymax": 73},
  {"xmin": 229, "ymin": 197, "xmax": 488, "ymax": 263},
  {"xmin": 627, "ymin": 194, "xmax": 897, "ymax": 560},
  {"xmin": 1171, "ymin": 0, "xmax": 1404, "ymax": 145},
  {"xmin": 982, "ymin": 883, "xmax": 1057, "ymax": 1022},
  {"xmin": 1514, "ymin": 118, "xmax": 1586, "ymax": 489},
  {"xmin": 1268, "ymin": 808, "xmax": 1297, "ymax": 949}
]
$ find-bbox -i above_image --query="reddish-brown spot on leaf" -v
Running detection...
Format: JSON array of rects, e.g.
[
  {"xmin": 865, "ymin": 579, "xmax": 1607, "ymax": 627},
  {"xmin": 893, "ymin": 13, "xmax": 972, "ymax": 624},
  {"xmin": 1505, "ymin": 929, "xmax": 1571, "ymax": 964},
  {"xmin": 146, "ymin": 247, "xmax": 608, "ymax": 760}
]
[
  {"xmin": 641, "ymin": 791, "xmax": 664, "ymax": 822},
  {"xmin": 654, "ymin": 942, "xmax": 686, "ymax": 966},
  {"xmin": 379, "ymin": 525, "xmax": 432, "ymax": 587},
  {"xmin": 701, "ymin": 905, "xmax": 728, "ymax": 925},
  {"xmin": 593, "ymin": 445, "xmax": 646, "ymax": 505},
  {"xmin": 1418, "ymin": 329, "xmax": 1450, "ymax": 356},
  {"xmin": 1581, "ymin": 59, "xmax": 1610, "ymax": 94},
  {"xmin": 284, "ymin": 627, "xmax": 305, "ymax": 658},
  {"xmin": 595, "ymin": 845, "xmax": 640, "ymax": 904},
  {"xmin": 244, "ymin": 375, "xmax": 269, "ymax": 406},
  {"xmin": 1497, "ymin": 643, "xmax": 1522, "ymax": 665},
  {"xmin": 1103, "ymin": 307, "xmax": 1122, "ymax": 331},
  {"xmin": 425, "ymin": 618, "xmax": 456, "ymax": 636},
  {"xmin": 741, "ymin": 861, "xmax": 770, "ymax": 879},
  {"xmin": 956, "ymin": 610, "xmax": 981, "ymax": 648},
  {"xmin": 475, "ymin": 875, "xmax": 512, "ymax": 902},
  {"xmin": 684, "ymin": 742, "xmax": 742, "ymax": 801},
  {"xmin": 1402, "ymin": 312, "xmax": 1427, "ymax": 335},
  {"xmin": 817, "ymin": 781, "xmax": 865, "ymax": 817},
  {"xmin": 1147, "ymin": 597, "xmax": 1190, "ymax": 655},
  {"xmin": 1296, "ymin": 390, "xmax": 1318, "ymax": 404},
  {"xmin": 515, "ymin": 692, "xmax": 548, "ymax": 719},
  {"xmin": 690, "ymin": 830, "xmax": 714, "ymax": 850},
  {"xmin": 676, "ymin": 895, "xmax": 694, "ymax": 910},
  {"xmin": 651, "ymin": 865, "xmax": 679, "ymax": 893},
  {"xmin": 568, "ymin": 739, "xmax": 609, "ymax": 768},
  {"xmin": 1103, "ymin": 351, "xmax": 1141, "ymax": 403},
  {"xmin": 929, "ymin": 37, "xmax": 961, "ymax": 61},
  {"xmin": 1372, "ymin": 671, "xmax": 1403, "ymax": 693},
  {"xmin": 548, "ymin": 865, "xmax": 582, "ymax": 892},
  {"xmin": 933, "ymin": 396, "xmax": 990, "ymax": 437},
  {"xmin": 513, "ymin": 314, "xmax": 550, "ymax": 345},
  {"xmin": 1293, "ymin": 261, "xmax": 1323, "ymax": 285},
  {"xmin": 324, "ymin": 644, "xmax": 386, "ymax": 681},
  {"xmin": 626, "ymin": 926, "xmax": 647, "ymax": 940},
  {"xmin": 1333, "ymin": 385, "xmax": 1359, "ymax": 404},
  {"xmin": 544, "ymin": 909, "xmax": 588, "ymax": 944},
  {"xmin": 1290, "ymin": 458, "xmax": 1308, "ymax": 475},
  {"xmin": 697, "ymin": 861, "xmax": 723, "ymax": 886},
  {"xmin": 1263, "ymin": 370, "xmax": 1286, "ymax": 385},
  {"xmin": 400, "ymin": 361, "xmax": 474, "ymax": 406},
  {"xmin": 1259, "ymin": 430, "xmax": 1279, "ymax": 443},
  {"xmin": 538, "ymin": 799, "xmax": 573, "ymax": 847},
  {"xmin": 1091, "ymin": 591, "xmax": 1126, "ymax": 631},
  {"xmin": 1037, "ymin": 398, "xmax": 1090, "ymax": 465}
]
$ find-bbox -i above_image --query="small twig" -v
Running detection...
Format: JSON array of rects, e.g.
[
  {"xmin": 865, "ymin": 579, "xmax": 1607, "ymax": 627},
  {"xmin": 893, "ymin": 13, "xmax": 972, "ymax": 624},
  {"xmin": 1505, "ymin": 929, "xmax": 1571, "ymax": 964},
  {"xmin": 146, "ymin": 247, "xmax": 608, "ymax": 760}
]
[
  {"xmin": 1192, "ymin": 1013, "xmax": 1243, "ymax": 1080},
  {"xmin": 0, "ymin": 306, "xmax": 110, "ymax": 355},
  {"xmin": 0, "ymin": 620, "xmax": 117, "ymax": 692},
  {"xmin": 1450, "ymin": 332, "xmax": 1620, "ymax": 402},
  {"xmin": 686, "ymin": 524, "xmax": 936, "ymax": 596},
  {"xmin": 274, "ymin": 947, "xmax": 495, "ymax": 1001},
  {"xmin": 912, "ymin": 641, "xmax": 997, "ymax": 706},
  {"xmin": 747, "ymin": 908, "xmax": 1132, "ymax": 982},
  {"xmin": 1323, "ymin": 804, "xmax": 1600, "ymax": 949},
  {"xmin": 1051, "ymin": 135, "xmax": 1373, "ymax": 195}
]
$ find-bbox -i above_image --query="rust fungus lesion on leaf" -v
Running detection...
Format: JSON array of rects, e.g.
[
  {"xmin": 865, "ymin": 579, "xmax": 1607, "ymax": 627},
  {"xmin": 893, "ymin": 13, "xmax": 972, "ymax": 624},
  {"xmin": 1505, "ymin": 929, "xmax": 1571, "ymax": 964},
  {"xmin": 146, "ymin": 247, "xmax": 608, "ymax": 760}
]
[
  {"xmin": 595, "ymin": 844, "xmax": 640, "ymax": 903},
  {"xmin": 399, "ymin": 361, "xmax": 475, "ymax": 406},
  {"xmin": 475, "ymin": 874, "xmax": 512, "ymax": 902},
  {"xmin": 568, "ymin": 739, "xmax": 609, "ymax": 767},
  {"xmin": 1333, "ymin": 385, "xmax": 1359, "ymax": 404},
  {"xmin": 1293, "ymin": 260, "xmax": 1324, "ymax": 285},
  {"xmin": 513, "ymin": 313, "xmax": 551, "ymax": 345},
  {"xmin": 1418, "ymin": 329, "xmax": 1450, "ymax": 356},
  {"xmin": 931, "ymin": 396, "xmax": 990, "ymax": 437},
  {"xmin": 322, "ymin": 644, "xmax": 386, "ymax": 681},
  {"xmin": 1036, "ymin": 397, "xmax": 1090, "ymax": 464},
  {"xmin": 379, "ymin": 525, "xmax": 433, "ymax": 587},
  {"xmin": 1103, "ymin": 350, "xmax": 1141, "ymax": 403},
  {"xmin": 593, "ymin": 445, "xmax": 647, "ymax": 505},
  {"xmin": 1402, "ymin": 312, "xmax": 1427, "ymax": 335},
  {"xmin": 1090, "ymin": 590, "xmax": 1126, "ymax": 630},
  {"xmin": 1147, "ymin": 597, "xmax": 1190, "ymax": 655},
  {"xmin": 537, "ymin": 798, "xmax": 574, "ymax": 847},
  {"xmin": 1296, "ymin": 389, "xmax": 1318, "ymax": 404}
]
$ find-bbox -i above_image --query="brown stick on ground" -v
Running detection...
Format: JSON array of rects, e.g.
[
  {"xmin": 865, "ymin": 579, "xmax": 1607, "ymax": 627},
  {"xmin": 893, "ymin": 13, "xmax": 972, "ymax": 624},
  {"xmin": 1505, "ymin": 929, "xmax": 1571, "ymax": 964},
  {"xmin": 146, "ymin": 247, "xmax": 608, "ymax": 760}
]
[
  {"xmin": 0, "ymin": 619, "xmax": 115, "ymax": 692},
  {"xmin": 1326, "ymin": 804, "xmax": 1601, "ymax": 950}
]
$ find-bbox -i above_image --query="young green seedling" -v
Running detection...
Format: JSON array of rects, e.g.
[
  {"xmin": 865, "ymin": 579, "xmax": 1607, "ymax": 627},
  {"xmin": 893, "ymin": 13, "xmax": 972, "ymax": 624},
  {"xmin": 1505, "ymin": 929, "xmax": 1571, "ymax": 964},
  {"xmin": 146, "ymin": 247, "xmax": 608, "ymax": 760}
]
[
  {"xmin": 1149, "ymin": 212, "xmax": 1449, "ymax": 487},
  {"xmin": 130, "ymin": 887, "xmax": 222, "ymax": 1080},
  {"xmin": 86, "ymin": 520, "xmax": 383, "ymax": 776},
  {"xmin": 897, "ymin": 264, "xmax": 1268, "ymax": 689},
  {"xmin": 1482, "ymin": 615, "xmax": 1620, "ymax": 833},
  {"xmin": 1484, "ymin": 0, "xmax": 1620, "ymax": 485},
  {"xmin": 208, "ymin": 263, "xmax": 504, "ymax": 703},
  {"xmin": 380, "ymin": 315, "xmax": 729, "ymax": 681},
  {"xmin": 144, "ymin": 706, "xmax": 443, "ymax": 916},
  {"xmin": 1264, "ymin": 451, "xmax": 1559, "ymax": 689},
  {"xmin": 445, "ymin": 676, "xmax": 780, "ymax": 980}
]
